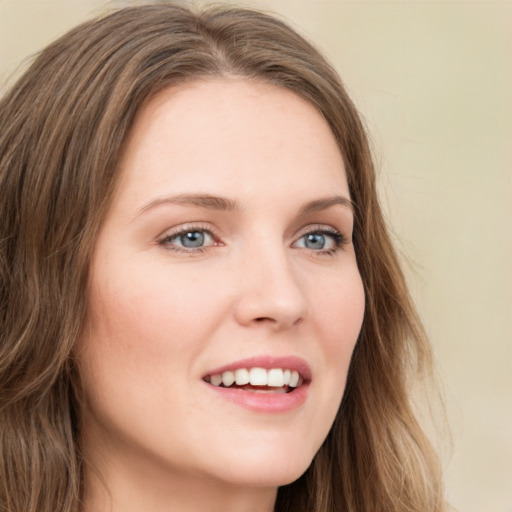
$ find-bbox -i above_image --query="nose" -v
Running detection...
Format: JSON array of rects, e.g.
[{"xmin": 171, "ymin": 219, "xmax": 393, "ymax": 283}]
[{"xmin": 233, "ymin": 243, "xmax": 308, "ymax": 331}]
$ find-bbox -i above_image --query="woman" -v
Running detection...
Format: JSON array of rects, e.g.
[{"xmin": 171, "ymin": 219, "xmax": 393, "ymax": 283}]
[{"xmin": 0, "ymin": 3, "xmax": 446, "ymax": 511}]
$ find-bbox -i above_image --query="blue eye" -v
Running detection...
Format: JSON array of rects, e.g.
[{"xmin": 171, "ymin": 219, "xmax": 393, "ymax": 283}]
[
  {"xmin": 303, "ymin": 233, "xmax": 327, "ymax": 250},
  {"xmin": 177, "ymin": 231, "xmax": 206, "ymax": 248},
  {"xmin": 160, "ymin": 228, "xmax": 215, "ymax": 251},
  {"xmin": 294, "ymin": 228, "xmax": 345, "ymax": 253}
]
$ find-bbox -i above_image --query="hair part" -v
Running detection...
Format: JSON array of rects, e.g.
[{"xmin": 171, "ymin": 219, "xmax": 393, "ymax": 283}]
[{"xmin": 0, "ymin": 3, "xmax": 445, "ymax": 511}]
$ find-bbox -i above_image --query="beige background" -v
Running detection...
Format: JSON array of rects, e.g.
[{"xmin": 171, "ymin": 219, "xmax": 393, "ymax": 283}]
[{"xmin": 1, "ymin": 1, "xmax": 510, "ymax": 511}]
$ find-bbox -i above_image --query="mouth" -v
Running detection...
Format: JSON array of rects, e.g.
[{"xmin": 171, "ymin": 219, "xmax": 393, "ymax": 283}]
[
  {"xmin": 202, "ymin": 356, "xmax": 311, "ymax": 412},
  {"xmin": 203, "ymin": 367, "xmax": 305, "ymax": 394}
]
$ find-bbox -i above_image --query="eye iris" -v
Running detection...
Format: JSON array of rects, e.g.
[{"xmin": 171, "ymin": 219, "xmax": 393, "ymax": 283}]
[
  {"xmin": 180, "ymin": 231, "xmax": 205, "ymax": 248},
  {"xmin": 305, "ymin": 233, "xmax": 325, "ymax": 249}
]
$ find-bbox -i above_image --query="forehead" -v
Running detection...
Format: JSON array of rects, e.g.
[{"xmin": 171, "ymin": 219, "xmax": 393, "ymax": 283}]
[{"xmin": 115, "ymin": 78, "xmax": 349, "ymax": 210}]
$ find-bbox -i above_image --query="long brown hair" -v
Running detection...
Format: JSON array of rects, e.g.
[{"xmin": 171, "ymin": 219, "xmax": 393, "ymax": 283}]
[{"xmin": 0, "ymin": 3, "xmax": 446, "ymax": 511}]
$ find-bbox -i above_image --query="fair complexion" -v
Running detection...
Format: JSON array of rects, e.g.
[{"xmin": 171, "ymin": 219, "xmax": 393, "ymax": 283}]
[{"xmin": 77, "ymin": 78, "xmax": 365, "ymax": 512}]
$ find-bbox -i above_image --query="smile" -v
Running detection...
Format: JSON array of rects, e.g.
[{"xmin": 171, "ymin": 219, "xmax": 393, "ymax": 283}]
[
  {"xmin": 202, "ymin": 356, "xmax": 311, "ymax": 412},
  {"xmin": 204, "ymin": 367, "xmax": 304, "ymax": 393}
]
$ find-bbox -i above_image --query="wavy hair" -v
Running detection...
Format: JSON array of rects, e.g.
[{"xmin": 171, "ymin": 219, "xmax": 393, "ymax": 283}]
[{"xmin": 0, "ymin": 3, "xmax": 445, "ymax": 511}]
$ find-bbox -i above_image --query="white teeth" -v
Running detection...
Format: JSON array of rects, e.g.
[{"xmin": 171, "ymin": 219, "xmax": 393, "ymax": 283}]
[
  {"xmin": 210, "ymin": 374, "xmax": 223, "ymax": 386},
  {"xmin": 249, "ymin": 367, "xmax": 267, "ymax": 386},
  {"xmin": 235, "ymin": 368, "xmax": 250, "ymax": 385},
  {"xmin": 289, "ymin": 370, "xmax": 300, "ymax": 388},
  {"xmin": 267, "ymin": 368, "xmax": 284, "ymax": 387},
  {"xmin": 207, "ymin": 367, "xmax": 304, "ymax": 389},
  {"xmin": 222, "ymin": 371, "xmax": 235, "ymax": 387}
]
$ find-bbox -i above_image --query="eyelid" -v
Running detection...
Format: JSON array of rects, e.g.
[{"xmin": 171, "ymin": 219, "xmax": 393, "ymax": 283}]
[
  {"xmin": 294, "ymin": 224, "xmax": 347, "ymax": 241},
  {"xmin": 292, "ymin": 224, "xmax": 349, "ymax": 252},
  {"xmin": 155, "ymin": 222, "xmax": 350, "ymax": 255},
  {"xmin": 157, "ymin": 222, "xmax": 221, "ymax": 252}
]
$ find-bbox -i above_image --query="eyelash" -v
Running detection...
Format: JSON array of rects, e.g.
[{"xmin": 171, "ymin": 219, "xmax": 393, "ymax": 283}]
[
  {"xmin": 157, "ymin": 224, "xmax": 348, "ymax": 255},
  {"xmin": 158, "ymin": 223, "xmax": 219, "ymax": 254},
  {"xmin": 295, "ymin": 225, "xmax": 348, "ymax": 256}
]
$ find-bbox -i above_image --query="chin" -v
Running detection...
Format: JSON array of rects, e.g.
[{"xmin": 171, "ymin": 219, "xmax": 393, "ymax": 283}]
[
  {"xmin": 216, "ymin": 464, "xmax": 309, "ymax": 489},
  {"xmin": 203, "ymin": 443, "xmax": 316, "ymax": 489}
]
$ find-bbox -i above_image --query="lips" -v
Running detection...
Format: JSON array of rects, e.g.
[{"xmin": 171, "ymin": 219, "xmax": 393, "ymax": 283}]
[
  {"xmin": 202, "ymin": 356, "xmax": 311, "ymax": 412},
  {"xmin": 204, "ymin": 367, "xmax": 303, "ymax": 392}
]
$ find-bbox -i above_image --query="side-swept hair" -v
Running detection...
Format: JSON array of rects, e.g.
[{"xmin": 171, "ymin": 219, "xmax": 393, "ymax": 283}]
[{"xmin": 0, "ymin": 3, "xmax": 445, "ymax": 511}]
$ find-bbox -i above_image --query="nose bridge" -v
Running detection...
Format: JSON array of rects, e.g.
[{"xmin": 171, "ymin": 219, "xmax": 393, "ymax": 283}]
[{"xmin": 234, "ymin": 233, "xmax": 308, "ymax": 329}]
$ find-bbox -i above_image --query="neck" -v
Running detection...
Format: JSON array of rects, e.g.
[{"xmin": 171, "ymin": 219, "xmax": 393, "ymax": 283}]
[{"xmin": 81, "ymin": 449, "xmax": 277, "ymax": 512}]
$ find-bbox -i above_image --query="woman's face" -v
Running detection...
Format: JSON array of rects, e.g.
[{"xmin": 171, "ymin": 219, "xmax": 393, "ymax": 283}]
[{"xmin": 77, "ymin": 79, "xmax": 365, "ymax": 491}]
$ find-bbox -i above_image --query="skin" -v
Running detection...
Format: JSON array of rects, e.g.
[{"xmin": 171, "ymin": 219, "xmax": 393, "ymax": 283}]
[{"xmin": 77, "ymin": 78, "xmax": 365, "ymax": 512}]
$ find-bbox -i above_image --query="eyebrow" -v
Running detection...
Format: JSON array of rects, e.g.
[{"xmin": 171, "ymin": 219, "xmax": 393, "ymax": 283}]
[
  {"xmin": 135, "ymin": 193, "xmax": 354, "ymax": 218},
  {"xmin": 298, "ymin": 196, "xmax": 354, "ymax": 215},
  {"xmin": 136, "ymin": 193, "xmax": 237, "ymax": 217}
]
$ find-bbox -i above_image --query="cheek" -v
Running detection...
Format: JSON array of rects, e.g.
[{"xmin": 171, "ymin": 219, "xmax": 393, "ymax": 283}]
[
  {"xmin": 310, "ymin": 269, "xmax": 365, "ymax": 400},
  {"xmin": 77, "ymin": 260, "xmax": 236, "ymax": 427},
  {"xmin": 314, "ymin": 269, "xmax": 365, "ymax": 352},
  {"xmin": 83, "ymin": 261, "xmax": 223, "ymax": 361},
  {"xmin": 76, "ymin": 265, "xmax": 228, "ymax": 455}
]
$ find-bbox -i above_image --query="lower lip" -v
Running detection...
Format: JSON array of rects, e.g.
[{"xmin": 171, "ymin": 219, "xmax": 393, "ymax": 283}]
[{"xmin": 205, "ymin": 383, "xmax": 309, "ymax": 413}]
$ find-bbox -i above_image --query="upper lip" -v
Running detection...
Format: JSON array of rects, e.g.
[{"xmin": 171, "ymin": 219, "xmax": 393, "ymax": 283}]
[{"xmin": 203, "ymin": 355, "xmax": 312, "ymax": 382}]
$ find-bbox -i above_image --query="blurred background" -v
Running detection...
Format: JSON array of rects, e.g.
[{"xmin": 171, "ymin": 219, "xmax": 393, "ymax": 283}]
[{"xmin": 1, "ymin": 1, "xmax": 510, "ymax": 511}]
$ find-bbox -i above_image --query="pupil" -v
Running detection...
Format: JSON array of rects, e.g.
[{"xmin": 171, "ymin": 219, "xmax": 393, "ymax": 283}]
[
  {"xmin": 181, "ymin": 231, "xmax": 204, "ymax": 248},
  {"xmin": 306, "ymin": 233, "xmax": 325, "ymax": 249}
]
